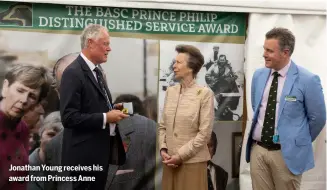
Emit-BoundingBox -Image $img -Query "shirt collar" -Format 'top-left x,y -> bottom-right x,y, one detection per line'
80,52 -> 97,71
272,59 -> 291,78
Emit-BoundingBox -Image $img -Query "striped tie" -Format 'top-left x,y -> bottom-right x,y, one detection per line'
94,67 -> 112,110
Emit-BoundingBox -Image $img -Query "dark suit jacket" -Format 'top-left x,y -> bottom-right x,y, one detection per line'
28,148 -> 43,190
208,161 -> 228,190
60,55 -> 126,169
105,114 -> 157,190
44,130 -> 72,190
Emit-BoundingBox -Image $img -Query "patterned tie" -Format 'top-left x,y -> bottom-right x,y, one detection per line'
207,168 -> 214,190
94,67 -> 112,110
261,71 -> 279,144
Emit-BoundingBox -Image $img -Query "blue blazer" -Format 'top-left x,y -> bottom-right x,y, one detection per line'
246,61 -> 326,175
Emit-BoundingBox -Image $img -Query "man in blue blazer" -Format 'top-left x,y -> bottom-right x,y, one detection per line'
246,27 -> 326,190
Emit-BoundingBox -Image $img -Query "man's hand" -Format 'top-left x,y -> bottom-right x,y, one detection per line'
106,110 -> 129,123
113,103 -> 123,110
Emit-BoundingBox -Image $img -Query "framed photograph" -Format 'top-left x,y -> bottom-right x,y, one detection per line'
232,132 -> 243,178
158,41 -> 244,122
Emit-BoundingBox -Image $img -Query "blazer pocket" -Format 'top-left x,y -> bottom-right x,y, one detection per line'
112,171 -> 139,183
283,97 -> 304,117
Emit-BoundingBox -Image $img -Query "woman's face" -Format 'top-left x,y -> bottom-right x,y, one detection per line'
173,53 -> 193,80
1,80 -> 40,119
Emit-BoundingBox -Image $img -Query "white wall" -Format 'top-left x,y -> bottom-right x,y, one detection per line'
212,122 -> 242,189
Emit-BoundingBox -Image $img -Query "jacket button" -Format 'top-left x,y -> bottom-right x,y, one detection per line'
174,133 -> 178,137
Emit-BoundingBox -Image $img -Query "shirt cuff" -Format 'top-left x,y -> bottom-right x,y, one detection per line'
102,113 -> 106,129
103,113 -> 116,136
109,124 -> 116,136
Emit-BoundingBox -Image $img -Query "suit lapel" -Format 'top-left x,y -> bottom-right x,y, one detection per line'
78,56 -> 107,101
105,164 -> 119,190
119,117 -> 135,153
277,62 -> 298,125
87,70 -> 105,98
98,65 -> 113,103
103,83 -> 113,104
255,69 -> 271,116
106,117 -> 135,189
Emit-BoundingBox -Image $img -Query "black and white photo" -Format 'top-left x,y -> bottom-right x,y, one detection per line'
159,41 -> 244,121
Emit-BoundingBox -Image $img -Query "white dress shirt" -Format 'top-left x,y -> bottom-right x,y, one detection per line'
208,164 -> 217,190
80,53 -> 116,136
252,60 -> 291,141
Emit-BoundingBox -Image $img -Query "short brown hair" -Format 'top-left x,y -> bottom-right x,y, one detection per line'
175,44 -> 204,77
266,27 -> 295,56
5,63 -> 55,102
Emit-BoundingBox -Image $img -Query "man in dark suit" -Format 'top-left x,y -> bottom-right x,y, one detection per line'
105,94 -> 157,190
105,114 -> 157,190
44,52 -> 79,190
60,24 -> 128,190
207,131 -> 228,190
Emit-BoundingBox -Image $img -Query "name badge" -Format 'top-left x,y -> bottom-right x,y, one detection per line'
122,102 -> 134,115
273,135 -> 279,143
285,96 -> 296,102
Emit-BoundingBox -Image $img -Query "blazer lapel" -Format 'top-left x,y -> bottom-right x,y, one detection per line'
105,118 -> 135,189
78,56 -> 107,100
98,65 -> 113,103
118,117 -> 135,153
105,164 -> 119,190
277,62 -> 298,125
255,69 -> 271,116
103,84 -> 113,104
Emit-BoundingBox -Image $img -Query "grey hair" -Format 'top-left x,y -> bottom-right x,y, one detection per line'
39,111 -> 63,136
80,24 -> 108,49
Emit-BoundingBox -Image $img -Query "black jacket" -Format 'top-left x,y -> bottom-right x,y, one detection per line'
60,55 -> 126,169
